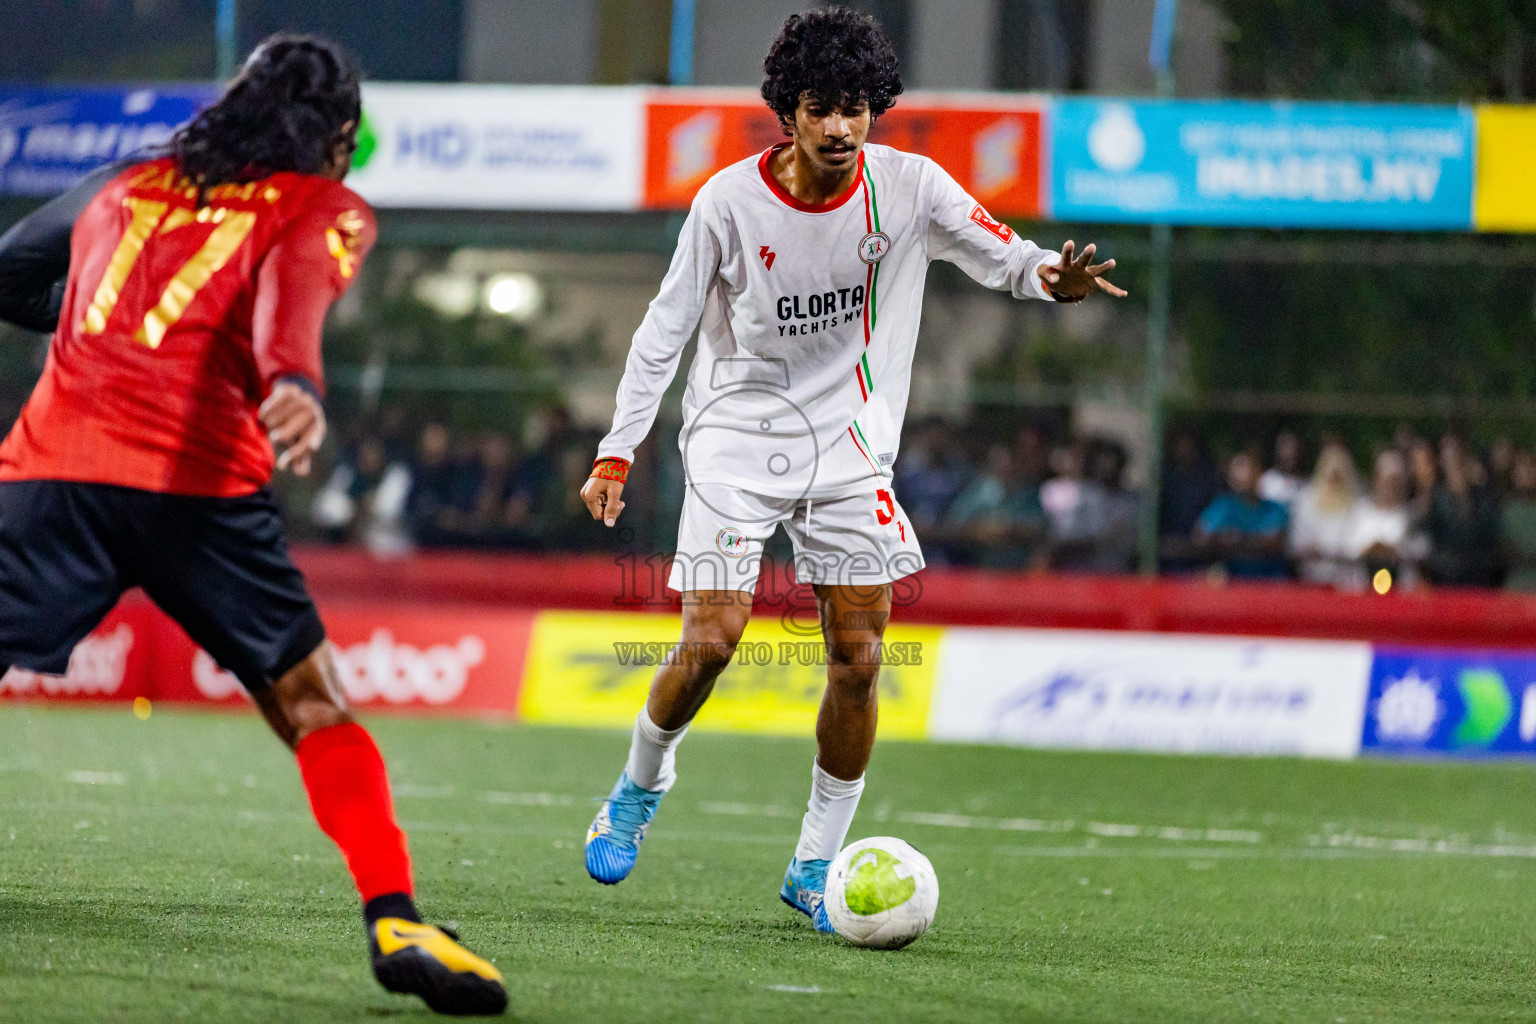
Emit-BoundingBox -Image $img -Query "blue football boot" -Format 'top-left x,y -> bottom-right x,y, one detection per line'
780,856 -> 835,933
585,771 -> 665,884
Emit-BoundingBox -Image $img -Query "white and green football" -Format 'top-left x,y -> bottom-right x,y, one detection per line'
824,837 -> 938,949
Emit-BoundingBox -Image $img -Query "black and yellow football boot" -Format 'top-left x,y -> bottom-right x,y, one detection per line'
370,918 -> 508,1016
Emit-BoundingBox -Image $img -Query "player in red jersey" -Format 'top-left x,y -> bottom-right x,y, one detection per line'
0,36 -> 506,1016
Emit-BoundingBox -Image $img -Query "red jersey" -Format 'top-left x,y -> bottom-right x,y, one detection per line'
0,157 -> 376,496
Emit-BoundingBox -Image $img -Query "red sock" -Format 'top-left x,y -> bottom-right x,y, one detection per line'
295,722 -> 413,903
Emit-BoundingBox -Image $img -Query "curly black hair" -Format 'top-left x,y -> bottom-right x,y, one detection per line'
761,6 -> 903,134
171,33 -> 360,190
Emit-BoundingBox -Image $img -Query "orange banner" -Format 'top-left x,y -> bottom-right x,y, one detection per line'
643,90 -> 1044,217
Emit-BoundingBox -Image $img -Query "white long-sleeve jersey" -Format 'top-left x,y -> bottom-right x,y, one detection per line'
597,142 -> 1063,499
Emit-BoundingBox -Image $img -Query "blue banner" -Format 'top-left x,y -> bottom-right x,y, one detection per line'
1049,98 -> 1475,230
1362,648 -> 1536,756
0,86 -> 214,198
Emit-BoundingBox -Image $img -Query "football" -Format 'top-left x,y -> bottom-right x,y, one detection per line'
823,837 -> 939,949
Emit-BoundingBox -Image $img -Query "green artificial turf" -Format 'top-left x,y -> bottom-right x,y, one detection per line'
3,704 -> 1536,1022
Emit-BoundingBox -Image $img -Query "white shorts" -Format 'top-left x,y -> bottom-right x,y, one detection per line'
667,482 -> 925,594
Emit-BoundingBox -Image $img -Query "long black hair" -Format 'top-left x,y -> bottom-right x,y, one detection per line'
171,33 -> 360,188
761,6 -> 903,133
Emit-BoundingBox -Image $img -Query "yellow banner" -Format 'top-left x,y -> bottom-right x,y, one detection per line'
1474,105 -> 1536,233
519,611 -> 942,739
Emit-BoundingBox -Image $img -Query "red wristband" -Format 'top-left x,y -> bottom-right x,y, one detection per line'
591,457 -> 630,483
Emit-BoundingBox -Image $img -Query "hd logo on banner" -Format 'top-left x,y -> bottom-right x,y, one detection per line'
1049,98 -> 1475,230
346,84 -> 646,211
1363,648 -> 1536,756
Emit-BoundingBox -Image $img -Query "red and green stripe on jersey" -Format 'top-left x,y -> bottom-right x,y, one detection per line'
848,167 -> 883,476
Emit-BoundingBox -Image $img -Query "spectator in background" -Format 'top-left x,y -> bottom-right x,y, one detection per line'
1194,449 -> 1290,579
1041,442 -> 1108,571
894,418 -> 966,533
1500,449 -> 1536,591
1086,439 -> 1139,573
944,444 -> 1047,569
1158,426 -> 1222,572
1259,430 -> 1307,509
1487,436 -> 1517,497
464,433 -> 520,546
1013,424 -> 1050,489
402,422 -> 464,547
1347,449 -> 1422,591
1423,435 -> 1501,588
1289,440 -> 1361,586
1407,437 -> 1438,521
311,434 -> 412,555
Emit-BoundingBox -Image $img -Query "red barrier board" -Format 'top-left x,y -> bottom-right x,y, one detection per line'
0,603 -> 155,702
1,597 -> 534,716
292,549 -> 1536,652
643,90 -> 1044,217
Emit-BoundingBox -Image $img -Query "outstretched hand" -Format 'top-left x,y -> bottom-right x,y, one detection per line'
1038,240 -> 1127,300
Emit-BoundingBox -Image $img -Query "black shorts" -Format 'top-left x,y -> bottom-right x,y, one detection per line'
0,480 -> 325,692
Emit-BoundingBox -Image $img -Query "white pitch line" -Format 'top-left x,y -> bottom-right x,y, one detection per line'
65,771 -> 124,785
701,801 -> 1263,845
482,791 -> 576,807
1307,833 -> 1536,858
698,801 -> 800,819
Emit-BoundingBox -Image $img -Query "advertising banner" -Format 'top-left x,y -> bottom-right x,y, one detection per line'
1049,98 -> 1475,230
347,84 -> 646,210
643,89 -> 1044,217
519,610 -> 941,738
0,604 -> 154,701
1362,647 -> 1536,756
0,85 -> 213,197
0,600 -> 533,716
1472,105 -> 1536,233
930,628 -> 1373,758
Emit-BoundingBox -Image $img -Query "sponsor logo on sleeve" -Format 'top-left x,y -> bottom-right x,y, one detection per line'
968,204 -> 1015,243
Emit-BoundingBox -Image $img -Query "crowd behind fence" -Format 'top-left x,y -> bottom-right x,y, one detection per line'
289,407 -> 1536,594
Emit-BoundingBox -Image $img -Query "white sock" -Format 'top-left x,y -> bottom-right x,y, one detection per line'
625,710 -> 689,792
794,760 -> 866,863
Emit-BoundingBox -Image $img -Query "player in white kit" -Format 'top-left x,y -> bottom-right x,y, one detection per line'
580,6 -> 1124,929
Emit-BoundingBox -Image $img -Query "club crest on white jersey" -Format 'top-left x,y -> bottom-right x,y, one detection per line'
716,527 -> 749,557
858,231 -> 891,264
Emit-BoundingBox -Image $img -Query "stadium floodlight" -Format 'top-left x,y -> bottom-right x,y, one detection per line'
412,272 -> 478,318
483,272 -> 542,321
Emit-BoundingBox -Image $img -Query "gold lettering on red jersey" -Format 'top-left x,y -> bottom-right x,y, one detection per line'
126,165 -> 176,192
138,208 -> 257,349
83,197 -> 168,335
157,207 -> 196,235
325,210 -> 366,279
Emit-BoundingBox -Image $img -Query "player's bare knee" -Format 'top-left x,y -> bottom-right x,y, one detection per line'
678,595 -> 750,677
827,643 -> 881,702
678,626 -> 741,676
263,644 -> 354,750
